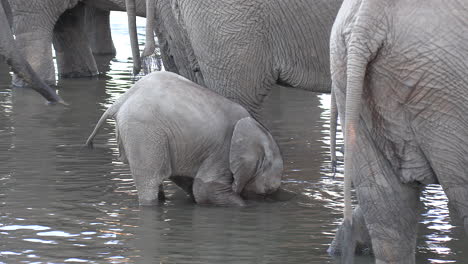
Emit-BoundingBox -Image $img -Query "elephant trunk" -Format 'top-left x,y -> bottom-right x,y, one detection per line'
125,0 -> 142,75
1,0 -> 12,26
0,2 -> 63,104
141,0 -> 156,58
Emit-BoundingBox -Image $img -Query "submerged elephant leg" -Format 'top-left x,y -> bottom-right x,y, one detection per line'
193,178 -> 245,207
10,0 -> 79,86
328,205 -> 373,256
119,124 -> 171,206
352,128 -> 422,264
84,6 -> 115,57
13,30 -> 55,86
84,6 -> 115,73
53,3 -> 98,78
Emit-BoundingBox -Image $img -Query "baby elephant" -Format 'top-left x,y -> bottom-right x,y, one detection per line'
86,71 -> 283,206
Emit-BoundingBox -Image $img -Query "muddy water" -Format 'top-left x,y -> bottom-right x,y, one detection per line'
0,12 -> 466,264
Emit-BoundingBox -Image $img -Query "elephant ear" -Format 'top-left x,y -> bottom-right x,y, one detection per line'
229,117 -> 267,194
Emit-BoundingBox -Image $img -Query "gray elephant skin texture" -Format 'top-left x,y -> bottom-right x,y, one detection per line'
0,0 -> 62,103
10,0 -> 343,118
330,0 -> 468,263
7,0 -> 143,85
149,0 -> 342,117
86,71 -> 284,207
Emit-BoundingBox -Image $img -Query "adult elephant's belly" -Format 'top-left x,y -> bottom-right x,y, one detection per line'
83,0 -> 146,16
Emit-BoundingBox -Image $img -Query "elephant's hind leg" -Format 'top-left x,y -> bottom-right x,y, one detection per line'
121,126 -> 171,206
328,205 -> 373,256
354,129 -> 422,264
53,3 -> 98,78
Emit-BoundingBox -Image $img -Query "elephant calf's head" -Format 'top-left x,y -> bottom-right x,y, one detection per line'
229,117 -> 283,199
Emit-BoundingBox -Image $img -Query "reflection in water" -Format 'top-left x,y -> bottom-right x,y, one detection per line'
0,12 -> 466,264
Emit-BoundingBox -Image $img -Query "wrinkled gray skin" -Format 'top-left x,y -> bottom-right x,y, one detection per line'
11,0 -> 342,118
116,0 -> 343,117
329,0 -> 468,263
0,0 -> 62,103
86,71 -> 284,206
7,0 -> 145,85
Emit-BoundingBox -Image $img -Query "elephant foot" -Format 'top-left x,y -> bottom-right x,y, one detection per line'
328,206 -> 373,257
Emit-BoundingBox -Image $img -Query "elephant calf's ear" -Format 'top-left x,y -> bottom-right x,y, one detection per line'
230,117 -> 266,194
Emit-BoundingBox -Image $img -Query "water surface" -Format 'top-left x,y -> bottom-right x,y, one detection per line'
0,12 -> 466,264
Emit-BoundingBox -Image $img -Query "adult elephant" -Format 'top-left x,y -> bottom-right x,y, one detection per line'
7,0 -> 145,86
0,0 -> 62,103
127,0 -> 342,117
329,0 -> 468,263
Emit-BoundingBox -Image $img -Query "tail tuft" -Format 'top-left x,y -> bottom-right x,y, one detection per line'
86,140 -> 94,149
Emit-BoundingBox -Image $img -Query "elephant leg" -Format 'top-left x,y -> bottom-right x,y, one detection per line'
445,186 -> 468,236
193,178 -> 246,207
154,0 -> 204,85
53,3 -> 98,78
328,205 -> 373,256
84,6 -> 115,57
13,30 -> 55,86
353,128 -> 422,264
84,6 -> 115,73
121,126 -> 171,206
10,0 -> 82,86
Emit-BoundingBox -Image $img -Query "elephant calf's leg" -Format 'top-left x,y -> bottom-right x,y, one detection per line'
193,178 -> 245,207
130,167 -> 166,205
122,127 -> 171,206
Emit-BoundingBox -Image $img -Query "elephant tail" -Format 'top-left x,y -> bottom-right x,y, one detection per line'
85,107 -> 115,149
85,81 -> 144,148
330,88 -> 338,176
340,1 -> 388,263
